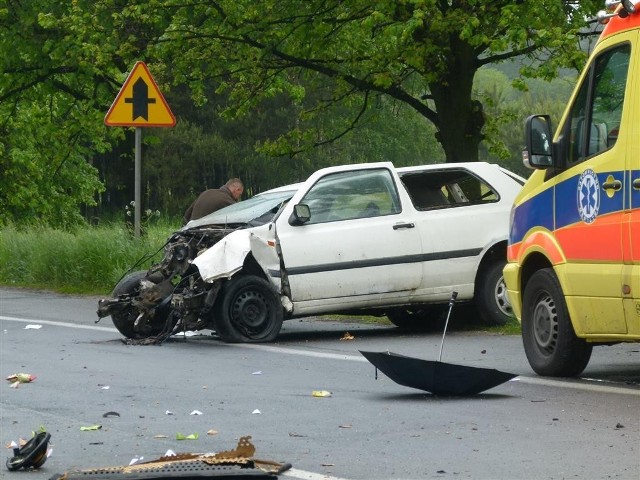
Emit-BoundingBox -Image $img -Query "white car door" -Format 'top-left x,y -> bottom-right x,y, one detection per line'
274,165 -> 423,308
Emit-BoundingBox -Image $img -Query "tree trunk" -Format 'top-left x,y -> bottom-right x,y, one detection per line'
429,39 -> 484,163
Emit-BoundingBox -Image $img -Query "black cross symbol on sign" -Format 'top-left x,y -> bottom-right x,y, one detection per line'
124,78 -> 156,121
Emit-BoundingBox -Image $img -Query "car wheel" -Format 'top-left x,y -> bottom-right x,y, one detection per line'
522,268 -> 592,377
477,260 -> 513,326
214,275 -> 283,343
386,305 -> 447,330
111,271 -> 171,339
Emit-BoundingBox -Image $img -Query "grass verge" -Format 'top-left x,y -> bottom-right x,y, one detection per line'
0,222 -> 177,295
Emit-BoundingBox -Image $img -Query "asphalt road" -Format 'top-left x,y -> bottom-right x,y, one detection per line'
1,288 -> 639,480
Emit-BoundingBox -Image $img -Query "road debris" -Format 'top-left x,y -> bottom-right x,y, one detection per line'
312,390 -> 332,397
5,430 -> 51,471
340,332 -> 354,341
49,436 -> 291,479
80,425 -> 102,431
6,373 -> 36,388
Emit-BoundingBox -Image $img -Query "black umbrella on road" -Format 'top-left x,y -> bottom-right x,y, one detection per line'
360,292 -> 517,396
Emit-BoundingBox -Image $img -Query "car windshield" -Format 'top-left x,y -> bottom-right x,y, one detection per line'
184,188 -> 297,229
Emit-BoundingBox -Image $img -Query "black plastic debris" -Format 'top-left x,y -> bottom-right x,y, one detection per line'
6,430 -> 51,471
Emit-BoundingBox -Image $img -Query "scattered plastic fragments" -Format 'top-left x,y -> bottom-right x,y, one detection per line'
176,433 -> 199,440
23,324 -> 42,330
190,410 -> 203,416
312,390 -> 332,397
80,425 -> 102,431
6,373 -> 36,388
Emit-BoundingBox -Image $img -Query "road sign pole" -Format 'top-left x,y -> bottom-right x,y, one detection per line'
134,127 -> 142,238
104,62 -> 176,238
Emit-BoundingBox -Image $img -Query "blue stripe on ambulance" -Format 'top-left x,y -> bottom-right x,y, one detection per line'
509,170 -> 638,245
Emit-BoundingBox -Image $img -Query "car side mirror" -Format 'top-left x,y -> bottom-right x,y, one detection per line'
523,115 -> 554,170
289,203 -> 311,225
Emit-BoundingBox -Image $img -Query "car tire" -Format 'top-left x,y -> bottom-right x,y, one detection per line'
111,271 -> 171,339
477,260 -> 513,326
214,275 -> 283,343
522,268 -> 592,377
386,305 -> 447,330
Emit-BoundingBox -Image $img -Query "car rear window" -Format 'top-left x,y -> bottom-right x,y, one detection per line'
400,168 -> 499,210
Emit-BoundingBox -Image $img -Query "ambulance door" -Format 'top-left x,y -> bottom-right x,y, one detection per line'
552,34 -> 634,335
623,77 -> 640,335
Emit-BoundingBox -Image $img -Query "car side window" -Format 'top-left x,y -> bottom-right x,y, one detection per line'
400,168 -> 498,210
301,168 -> 401,224
564,43 -> 630,165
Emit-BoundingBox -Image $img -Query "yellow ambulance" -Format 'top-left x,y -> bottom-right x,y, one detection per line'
504,0 -> 640,377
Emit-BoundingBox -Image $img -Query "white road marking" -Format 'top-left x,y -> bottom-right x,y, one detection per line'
0,315 -> 117,332
283,468 -> 350,480
1,315 -> 639,397
236,343 -> 369,362
510,376 -> 640,396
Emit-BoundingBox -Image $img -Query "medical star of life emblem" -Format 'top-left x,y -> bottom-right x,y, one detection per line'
577,169 -> 600,224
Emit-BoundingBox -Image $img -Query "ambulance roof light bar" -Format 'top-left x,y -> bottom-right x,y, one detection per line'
598,0 -> 637,24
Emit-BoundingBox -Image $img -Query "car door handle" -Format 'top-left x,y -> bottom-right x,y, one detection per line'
633,178 -> 640,190
393,222 -> 415,230
602,179 -> 622,191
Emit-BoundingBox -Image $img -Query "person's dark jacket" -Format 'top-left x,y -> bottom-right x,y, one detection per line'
182,186 -> 236,224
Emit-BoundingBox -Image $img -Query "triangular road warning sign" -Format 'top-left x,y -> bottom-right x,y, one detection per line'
105,61 -> 176,127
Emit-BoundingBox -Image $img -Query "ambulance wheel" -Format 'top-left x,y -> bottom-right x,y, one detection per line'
522,268 -> 592,377
214,275 -> 283,343
477,260 -> 513,326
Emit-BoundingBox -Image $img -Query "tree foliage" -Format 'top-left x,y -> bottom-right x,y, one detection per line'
155,0 -> 600,161
0,0 -> 602,225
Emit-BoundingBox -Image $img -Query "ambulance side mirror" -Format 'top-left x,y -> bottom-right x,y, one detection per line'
523,115 -> 554,170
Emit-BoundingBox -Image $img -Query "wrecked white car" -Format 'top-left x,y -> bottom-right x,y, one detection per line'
97,162 -> 524,343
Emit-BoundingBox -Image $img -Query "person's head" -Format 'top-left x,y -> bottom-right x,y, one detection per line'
225,178 -> 244,201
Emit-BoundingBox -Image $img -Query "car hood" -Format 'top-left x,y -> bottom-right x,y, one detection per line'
183,188 -> 297,230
